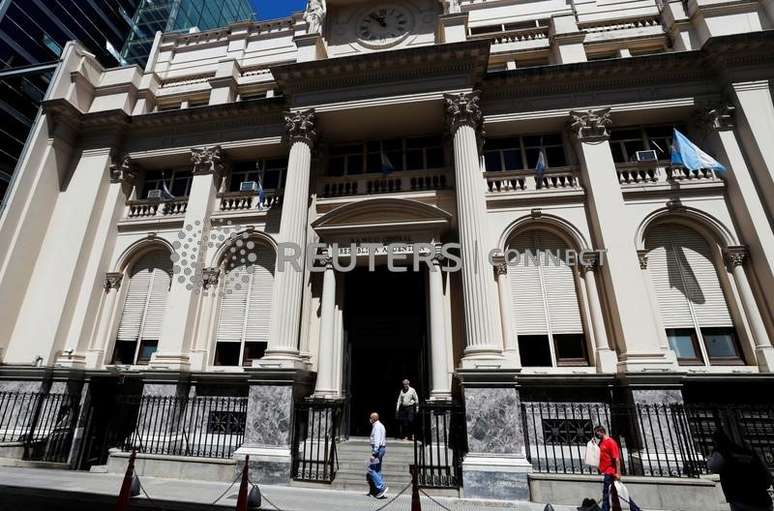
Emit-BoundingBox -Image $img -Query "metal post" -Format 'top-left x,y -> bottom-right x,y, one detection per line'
410,464 -> 422,511
115,449 -> 139,511
236,454 -> 250,511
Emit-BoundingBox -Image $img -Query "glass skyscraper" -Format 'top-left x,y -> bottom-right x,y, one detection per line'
121,0 -> 255,66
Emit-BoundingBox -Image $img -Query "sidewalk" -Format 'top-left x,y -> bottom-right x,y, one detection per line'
0,466 -> 579,511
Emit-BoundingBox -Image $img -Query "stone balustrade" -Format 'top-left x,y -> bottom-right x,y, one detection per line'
580,16 -> 661,33
218,190 -> 282,211
318,169 -> 450,198
615,162 -> 721,186
126,198 -> 189,218
486,167 -> 582,194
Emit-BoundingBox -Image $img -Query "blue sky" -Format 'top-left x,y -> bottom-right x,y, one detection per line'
251,0 -> 308,20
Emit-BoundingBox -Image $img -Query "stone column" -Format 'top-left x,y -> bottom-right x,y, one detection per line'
156,146 -> 223,370
569,109 -> 675,371
577,253 -> 618,373
492,256 -> 520,367
189,267 -> 221,370
313,256 -> 337,397
261,110 -> 317,370
697,102 -> 774,323
86,272 -> 124,367
444,92 -> 504,368
429,254 -> 452,399
725,247 -> 774,371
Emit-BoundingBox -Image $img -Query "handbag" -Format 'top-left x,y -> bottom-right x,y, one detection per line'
584,439 -> 600,467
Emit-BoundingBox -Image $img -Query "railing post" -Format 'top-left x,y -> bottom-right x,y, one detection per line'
410,464 -> 422,511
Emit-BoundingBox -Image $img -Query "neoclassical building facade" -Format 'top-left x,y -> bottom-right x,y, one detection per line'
0,0 -> 773,503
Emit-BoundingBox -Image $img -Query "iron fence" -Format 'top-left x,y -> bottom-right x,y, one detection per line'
413,400 -> 466,489
291,399 -> 345,483
0,391 -> 80,463
521,402 -> 706,478
109,394 -> 247,459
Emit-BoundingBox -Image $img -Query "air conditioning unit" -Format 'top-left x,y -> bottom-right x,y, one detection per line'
240,181 -> 259,192
147,189 -> 163,200
635,150 -> 658,162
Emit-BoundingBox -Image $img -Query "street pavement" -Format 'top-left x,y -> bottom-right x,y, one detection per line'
0,466 -> 582,511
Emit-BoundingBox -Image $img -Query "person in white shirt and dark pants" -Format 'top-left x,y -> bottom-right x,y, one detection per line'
368,412 -> 388,498
396,379 -> 419,440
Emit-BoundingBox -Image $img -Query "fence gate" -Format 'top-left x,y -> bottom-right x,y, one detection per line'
413,400 -> 467,489
291,399 -> 345,483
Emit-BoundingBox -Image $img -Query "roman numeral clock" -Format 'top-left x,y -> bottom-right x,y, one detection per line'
356,4 -> 414,49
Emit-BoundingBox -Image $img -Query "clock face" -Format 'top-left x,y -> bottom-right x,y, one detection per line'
357,5 -> 412,48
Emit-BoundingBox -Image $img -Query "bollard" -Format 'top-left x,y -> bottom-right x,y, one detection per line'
410,464 -> 422,511
236,454 -> 250,511
115,449 -> 140,511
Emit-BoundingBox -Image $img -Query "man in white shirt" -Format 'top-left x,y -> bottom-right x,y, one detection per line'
368,412 -> 388,498
395,379 -> 419,440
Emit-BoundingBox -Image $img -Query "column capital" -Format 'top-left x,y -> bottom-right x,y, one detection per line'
191,145 -> 225,176
576,252 -> 600,273
109,154 -> 137,186
104,272 -> 123,291
284,109 -> 319,147
443,90 -> 484,136
491,254 -> 508,275
724,245 -> 748,267
694,101 -> 736,133
568,108 -> 613,141
201,267 -> 221,289
637,249 -> 649,270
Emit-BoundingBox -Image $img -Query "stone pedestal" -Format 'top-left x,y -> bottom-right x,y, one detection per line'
459,370 -> 532,501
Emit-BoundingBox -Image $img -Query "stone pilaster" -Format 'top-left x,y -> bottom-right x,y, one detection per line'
492,255 -> 520,368
724,247 -> 774,371
261,110 -> 318,370
569,109 -> 676,372
577,254 -> 618,373
313,255 -> 337,397
429,254 -> 452,399
444,91 -> 504,368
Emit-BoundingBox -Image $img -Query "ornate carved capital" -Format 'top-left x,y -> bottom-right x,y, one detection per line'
724,246 -> 748,268
104,272 -> 123,291
568,108 -> 613,141
201,267 -> 221,289
109,154 -> 137,186
637,250 -> 649,270
284,109 -> 318,147
577,252 -> 600,273
191,146 -> 224,176
695,101 -> 735,134
443,91 -> 484,136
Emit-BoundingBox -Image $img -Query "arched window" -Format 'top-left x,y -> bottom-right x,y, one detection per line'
214,239 -> 276,367
645,224 -> 743,365
508,230 -> 588,367
112,250 -> 172,365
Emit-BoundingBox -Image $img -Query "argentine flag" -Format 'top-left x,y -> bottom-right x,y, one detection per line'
161,172 -> 176,200
670,129 -> 727,175
381,152 -> 395,175
257,175 -> 266,205
535,150 -> 546,178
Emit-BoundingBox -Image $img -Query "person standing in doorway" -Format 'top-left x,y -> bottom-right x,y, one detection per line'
595,425 -> 623,511
395,379 -> 418,440
708,429 -> 773,511
369,412 -> 388,499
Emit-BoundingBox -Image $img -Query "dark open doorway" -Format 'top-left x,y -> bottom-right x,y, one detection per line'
344,267 -> 428,437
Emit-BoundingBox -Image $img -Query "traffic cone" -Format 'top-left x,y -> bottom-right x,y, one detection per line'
410,464 -> 422,511
115,449 -> 140,511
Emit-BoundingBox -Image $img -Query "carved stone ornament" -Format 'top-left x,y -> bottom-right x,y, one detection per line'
284,109 -> 319,146
637,250 -> 649,270
578,252 -> 600,273
444,91 -> 484,135
304,0 -> 326,35
109,154 -> 136,185
724,246 -> 748,268
568,108 -> 613,141
191,146 -> 224,176
443,0 -> 461,14
201,267 -> 221,289
695,102 -> 736,133
104,272 -> 124,291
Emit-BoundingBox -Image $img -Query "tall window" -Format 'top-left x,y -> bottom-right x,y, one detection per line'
645,224 -> 743,365
328,136 -> 444,176
508,231 -> 588,367
609,125 -> 676,162
141,169 -> 193,199
113,250 -> 172,365
214,240 -> 276,367
483,134 -> 567,172
229,158 -> 288,192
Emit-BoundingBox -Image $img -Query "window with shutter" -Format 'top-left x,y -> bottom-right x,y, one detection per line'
508,231 -> 587,367
645,224 -> 742,365
214,241 -> 276,366
113,250 -> 172,365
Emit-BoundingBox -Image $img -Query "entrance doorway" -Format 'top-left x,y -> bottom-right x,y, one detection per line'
345,267 -> 428,437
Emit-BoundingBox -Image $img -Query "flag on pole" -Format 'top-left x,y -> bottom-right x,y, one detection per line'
381,151 -> 395,175
257,175 -> 266,205
670,129 -> 727,175
535,150 -> 546,177
161,172 -> 176,200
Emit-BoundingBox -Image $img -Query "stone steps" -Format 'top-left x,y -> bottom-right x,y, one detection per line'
331,437 -> 414,491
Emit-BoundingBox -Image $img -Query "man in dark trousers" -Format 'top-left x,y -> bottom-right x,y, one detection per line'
595,425 -> 623,511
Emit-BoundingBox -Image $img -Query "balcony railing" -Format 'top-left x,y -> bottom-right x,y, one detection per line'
616,161 -> 721,186
217,190 -> 282,212
126,198 -> 189,218
486,167 -> 582,194
318,169 -> 450,198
